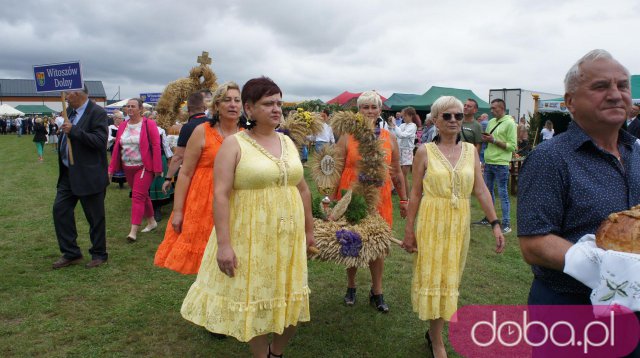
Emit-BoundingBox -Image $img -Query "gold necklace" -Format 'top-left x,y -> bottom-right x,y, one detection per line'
218,123 -> 238,138
440,143 -> 458,159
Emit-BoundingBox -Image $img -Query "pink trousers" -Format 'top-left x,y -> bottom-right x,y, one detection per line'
123,165 -> 155,225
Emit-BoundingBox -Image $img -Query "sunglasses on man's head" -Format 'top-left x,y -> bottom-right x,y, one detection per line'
442,112 -> 464,121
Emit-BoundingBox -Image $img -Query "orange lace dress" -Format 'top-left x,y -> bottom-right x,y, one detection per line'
154,124 -> 223,274
336,129 -> 394,226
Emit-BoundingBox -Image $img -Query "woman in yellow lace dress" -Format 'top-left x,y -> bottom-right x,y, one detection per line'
402,96 -> 505,358
181,77 -> 315,358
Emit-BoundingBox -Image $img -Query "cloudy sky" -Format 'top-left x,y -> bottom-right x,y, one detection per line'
1,0 -> 637,102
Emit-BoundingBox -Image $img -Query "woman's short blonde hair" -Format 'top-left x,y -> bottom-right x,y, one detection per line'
357,90 -> 382,108
211,81 -> 241,113
35,117 -> 43,124
430,96 -> 463,120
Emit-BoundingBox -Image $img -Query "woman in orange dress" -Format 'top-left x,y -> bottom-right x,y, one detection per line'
154,82 -> 242,274
335,90 -> 408,312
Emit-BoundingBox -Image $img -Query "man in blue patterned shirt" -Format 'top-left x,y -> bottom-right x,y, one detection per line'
518,49 -> 640,306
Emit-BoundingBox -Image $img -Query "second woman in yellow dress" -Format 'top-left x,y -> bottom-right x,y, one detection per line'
402,96 -> 505,358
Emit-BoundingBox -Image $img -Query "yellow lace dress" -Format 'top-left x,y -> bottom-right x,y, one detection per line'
412,142 -> 475,321
180,131 -> 310,342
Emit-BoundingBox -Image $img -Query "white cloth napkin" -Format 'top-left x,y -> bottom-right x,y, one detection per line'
564,234 -> 640,313
563,235 -> 604,289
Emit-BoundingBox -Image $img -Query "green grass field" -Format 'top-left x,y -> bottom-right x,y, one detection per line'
0,135 -> 532,357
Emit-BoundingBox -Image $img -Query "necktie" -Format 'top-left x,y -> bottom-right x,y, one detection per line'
60,110 -> 77,167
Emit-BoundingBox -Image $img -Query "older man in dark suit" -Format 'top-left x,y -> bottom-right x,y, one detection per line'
52,86 -> 109,269
627,103 -> 640,139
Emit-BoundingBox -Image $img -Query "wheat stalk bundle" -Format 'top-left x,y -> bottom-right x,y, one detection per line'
309,111 -> 397,266
156,65 -> 218,129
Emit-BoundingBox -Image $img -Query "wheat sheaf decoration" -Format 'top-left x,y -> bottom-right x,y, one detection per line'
277,108 -> 324,149
309,111 -> 394,268
308,143 -> 344,198
156,63 -> 218,130
330,111 -> 387,210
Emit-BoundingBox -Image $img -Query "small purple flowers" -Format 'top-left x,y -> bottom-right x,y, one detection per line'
336,229 -> 362,257
276,128 -> 291,136
358,173 -> 383,187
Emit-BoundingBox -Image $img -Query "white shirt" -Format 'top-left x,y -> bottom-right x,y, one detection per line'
55,116 -> 64,128
392,122 -> 417,149
541,128 -> 554,140
108,124 -> 119,148
315,122 -> 335,143
72,99 -> 89,125
166,135 -> 179,150
377,118 -> 389,130
157,127 -> 173,158
120,122 -> 143,166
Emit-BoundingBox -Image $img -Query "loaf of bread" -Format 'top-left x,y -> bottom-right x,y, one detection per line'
595,205 -> 640,254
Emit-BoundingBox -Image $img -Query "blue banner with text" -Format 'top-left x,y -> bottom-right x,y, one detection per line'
140,93 -> 162,104
33,61 -> 83,92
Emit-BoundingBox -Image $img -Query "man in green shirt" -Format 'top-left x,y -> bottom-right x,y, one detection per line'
474,98 -> 517,233
461,98 -> 483,154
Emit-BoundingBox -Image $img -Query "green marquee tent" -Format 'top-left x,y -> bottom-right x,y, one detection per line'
632,75 -> 640,103
383,93 -> 420,111
14,105 -> 56,115
387,86 -> 490,113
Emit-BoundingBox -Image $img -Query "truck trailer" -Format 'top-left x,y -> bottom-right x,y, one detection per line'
488,88 -> 561,120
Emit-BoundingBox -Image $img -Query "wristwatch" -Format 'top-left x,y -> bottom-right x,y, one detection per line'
490,220 -> 501,228
164,177 -> 172,182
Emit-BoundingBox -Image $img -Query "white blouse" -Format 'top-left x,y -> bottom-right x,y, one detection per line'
120,122 -> 143,166
392,122 -> 417,149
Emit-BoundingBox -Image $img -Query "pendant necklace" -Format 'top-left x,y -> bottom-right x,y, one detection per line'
218,123 -> 237,138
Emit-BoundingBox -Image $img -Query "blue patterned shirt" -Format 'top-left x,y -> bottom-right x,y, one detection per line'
517,121 -> 640,294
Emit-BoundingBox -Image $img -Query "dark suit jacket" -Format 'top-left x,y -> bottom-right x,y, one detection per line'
628,116 -> 640,140
58,100 -> 109,196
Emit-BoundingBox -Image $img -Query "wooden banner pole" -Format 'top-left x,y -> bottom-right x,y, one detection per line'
60,92 -> 74,165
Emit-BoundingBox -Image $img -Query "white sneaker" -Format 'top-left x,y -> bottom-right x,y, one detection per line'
502,226 -> 512,234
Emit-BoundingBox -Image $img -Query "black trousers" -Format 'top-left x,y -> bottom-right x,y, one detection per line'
53,167 -> 107,260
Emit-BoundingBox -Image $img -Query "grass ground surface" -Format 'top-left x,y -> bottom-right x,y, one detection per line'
0,135 -> 532,357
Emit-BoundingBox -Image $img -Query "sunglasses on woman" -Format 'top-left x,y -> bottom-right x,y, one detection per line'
442,112 -> 464,121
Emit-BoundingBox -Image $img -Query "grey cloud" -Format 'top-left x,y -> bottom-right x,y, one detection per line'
0,0 -> 637,103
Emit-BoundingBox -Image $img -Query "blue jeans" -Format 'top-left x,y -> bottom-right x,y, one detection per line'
315,141 -> 328,153
528,278 -> 591,305
483,163 -> 510,226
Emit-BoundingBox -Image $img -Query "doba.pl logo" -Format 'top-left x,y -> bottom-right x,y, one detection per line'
449,305 -> 639,357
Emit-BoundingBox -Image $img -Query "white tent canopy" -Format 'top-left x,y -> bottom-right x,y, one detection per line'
105,98 -> 153,110
0,104 -> 25,116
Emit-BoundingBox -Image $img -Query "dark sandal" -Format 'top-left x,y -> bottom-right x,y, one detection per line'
369,289 -> 389,313
344,287 -> 356,306
268,344 -> 283,358
425,330 -> 434,356
127,236 -> 136,243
